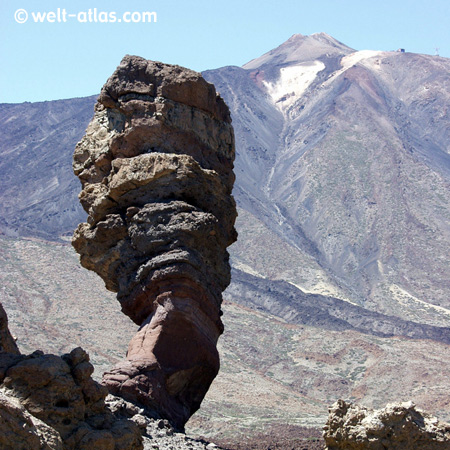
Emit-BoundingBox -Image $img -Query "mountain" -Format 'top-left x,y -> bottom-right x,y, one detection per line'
1,33 -> 450,439
0,96 -> 95,239
203,32 -> 450,327
243,32 -> 354,68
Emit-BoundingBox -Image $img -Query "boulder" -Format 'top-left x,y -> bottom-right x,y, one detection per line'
323,399 -> 450,449
0,302 -> 19,354
0,345 -> 142,450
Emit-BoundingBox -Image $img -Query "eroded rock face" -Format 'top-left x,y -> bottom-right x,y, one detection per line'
0,302 -> 223,449
323,399 -> 450,449
0,345 -> 142,450
0,302 -> 19,355
72,55 -> 237,429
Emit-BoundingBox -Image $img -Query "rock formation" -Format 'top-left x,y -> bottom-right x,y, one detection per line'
72,55 -> 237,429
0,303 -> 143,450
0,302 -> 19,355
0,304 -> 226,450
323,399 -> 450,449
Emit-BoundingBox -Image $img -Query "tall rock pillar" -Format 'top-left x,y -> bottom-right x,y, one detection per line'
72,55 -> 237,429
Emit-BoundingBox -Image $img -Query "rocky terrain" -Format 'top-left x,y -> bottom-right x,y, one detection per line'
1,32 -> 450,448
0,301 -> 142,449
2,235 -> 450,446
1,302 -> 230,449
204,33 -> 450,327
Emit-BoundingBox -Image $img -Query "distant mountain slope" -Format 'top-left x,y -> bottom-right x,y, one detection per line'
203,33 -> 450,326
0,96 -> 94,239
227,269 -> 450,344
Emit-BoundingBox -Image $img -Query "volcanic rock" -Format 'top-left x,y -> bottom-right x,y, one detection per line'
106,395 -> 227,450
323,399 -> 450,449
0,389 -> 63,450
72,55 -> 237,429
0,343 -> 142,449
0,302 -> 224,449
0,302 -> 19,355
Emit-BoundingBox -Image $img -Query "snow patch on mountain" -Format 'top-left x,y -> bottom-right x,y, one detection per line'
263,61 -> 325,112
321,50 -> 387,89
341,50 -> 386,69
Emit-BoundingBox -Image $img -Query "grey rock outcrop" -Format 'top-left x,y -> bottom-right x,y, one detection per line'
72,55 -> 237,429
0,389 -> 63,450
323,399 -> 450,449
106,395 -> 225,450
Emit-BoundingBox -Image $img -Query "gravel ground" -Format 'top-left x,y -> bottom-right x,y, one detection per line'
203,424 -> 325,450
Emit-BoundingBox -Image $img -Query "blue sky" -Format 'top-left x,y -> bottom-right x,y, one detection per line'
1,0 -> 449,103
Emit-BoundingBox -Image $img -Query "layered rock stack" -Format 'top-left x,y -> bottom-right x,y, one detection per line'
72,55 -> 237,429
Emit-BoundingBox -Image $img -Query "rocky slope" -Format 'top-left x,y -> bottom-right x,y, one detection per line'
203,33 -> 450,327
0,96 -> 95,240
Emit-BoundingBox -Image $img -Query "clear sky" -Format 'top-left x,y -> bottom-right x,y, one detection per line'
1,0 -> 449,103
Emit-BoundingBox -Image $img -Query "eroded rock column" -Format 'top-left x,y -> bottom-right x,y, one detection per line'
72,55 -> 237,429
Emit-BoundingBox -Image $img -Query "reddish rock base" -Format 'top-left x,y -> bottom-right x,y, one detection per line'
103,281 -> 222,430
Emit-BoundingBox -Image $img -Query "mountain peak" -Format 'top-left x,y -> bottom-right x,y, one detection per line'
288,32 -> 339,44
243,32 -> 354,70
